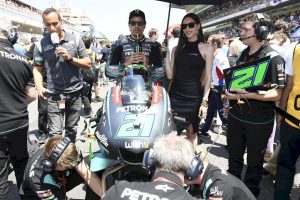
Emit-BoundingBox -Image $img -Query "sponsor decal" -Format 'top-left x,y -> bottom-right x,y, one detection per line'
116,105 -> 148,113
121,188 -> 169,200
155,184 -> 175,192
125,140 -> 149,149
151,86 -> 161,104
95,132 -> 109,147
115,114 -> 155,138
113,86 -> 122,105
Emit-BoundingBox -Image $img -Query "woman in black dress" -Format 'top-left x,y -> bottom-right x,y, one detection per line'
167,13 -> 213,145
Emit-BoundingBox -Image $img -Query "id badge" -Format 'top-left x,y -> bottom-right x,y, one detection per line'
58,99 -> 66,110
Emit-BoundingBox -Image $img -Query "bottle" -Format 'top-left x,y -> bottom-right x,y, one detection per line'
134,34 -> 143,64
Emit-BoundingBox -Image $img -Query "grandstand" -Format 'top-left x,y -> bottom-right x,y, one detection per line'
186,0 -> 300,38
0,0 -> 107,43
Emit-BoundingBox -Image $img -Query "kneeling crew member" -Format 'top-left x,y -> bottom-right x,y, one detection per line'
20,135 -> 102,199
102,134 -> 201,200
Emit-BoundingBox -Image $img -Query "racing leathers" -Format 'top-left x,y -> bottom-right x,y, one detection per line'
105,35 -> 165,83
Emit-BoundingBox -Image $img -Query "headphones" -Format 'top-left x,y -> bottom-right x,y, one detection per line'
254,13 -> 269,41
143,149 -> 204,181
41,137 -> 71,172
8,31 -> 18,45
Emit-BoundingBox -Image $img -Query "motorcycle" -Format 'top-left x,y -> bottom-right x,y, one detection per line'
83,64 -> 176,194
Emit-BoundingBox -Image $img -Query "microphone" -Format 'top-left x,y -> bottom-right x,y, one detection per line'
50,32 -> 64,62
239,35 -> 256,41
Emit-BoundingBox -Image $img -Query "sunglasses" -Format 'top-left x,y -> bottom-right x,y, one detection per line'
181,22 -> 196,30
129,21 -> 145,27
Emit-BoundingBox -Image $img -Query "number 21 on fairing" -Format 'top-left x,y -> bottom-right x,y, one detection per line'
115,114 -> 155,138
229,60 -> 269,90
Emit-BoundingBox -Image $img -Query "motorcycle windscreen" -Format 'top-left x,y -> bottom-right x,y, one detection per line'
121,75 -> 150,105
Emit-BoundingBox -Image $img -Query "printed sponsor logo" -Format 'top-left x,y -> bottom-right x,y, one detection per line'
125,140 -> 149,149
155,184 -> 175,192
121,188 -> 169,200
0,50 -> 28,63
37,189 -> 53,198
116,105 -> 148,113
209,186 -> 224,197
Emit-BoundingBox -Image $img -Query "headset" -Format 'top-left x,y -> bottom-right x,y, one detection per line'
142,149 -> 204,181
41,136 -> 71,172
254,13 -> 269,41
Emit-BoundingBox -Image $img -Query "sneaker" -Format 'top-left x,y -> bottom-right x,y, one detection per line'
213,125 -> 223,134
38,133 -> 47,144
198,131 -> 211,139
92,96 -> 103,103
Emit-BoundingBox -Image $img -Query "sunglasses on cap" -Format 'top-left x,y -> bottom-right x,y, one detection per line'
129,21 -> 145,27
181,22 -> 196,30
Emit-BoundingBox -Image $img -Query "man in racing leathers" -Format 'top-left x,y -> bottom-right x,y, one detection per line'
105,9 -> 165,83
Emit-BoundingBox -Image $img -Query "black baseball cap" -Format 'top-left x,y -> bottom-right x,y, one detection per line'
129,9 -> 146,22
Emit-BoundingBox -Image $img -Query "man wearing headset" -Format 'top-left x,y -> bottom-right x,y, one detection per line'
20,136 -> 102,199
102,134 -> 255,200
225,13 -> 285,197
102,134 -> 200,200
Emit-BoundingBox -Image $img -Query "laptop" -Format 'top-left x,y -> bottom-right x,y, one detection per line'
223,56 -> 273,93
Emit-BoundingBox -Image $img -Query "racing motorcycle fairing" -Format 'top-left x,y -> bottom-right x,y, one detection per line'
90,76 -> 176,172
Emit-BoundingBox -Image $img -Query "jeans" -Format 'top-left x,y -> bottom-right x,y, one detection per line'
201,89 -> 227,133
0,126 -> 29,200
47,91 -> 81,142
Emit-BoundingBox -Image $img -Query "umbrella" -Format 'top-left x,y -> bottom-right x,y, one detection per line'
155,0 -> 221,43
291,28 -> 300,38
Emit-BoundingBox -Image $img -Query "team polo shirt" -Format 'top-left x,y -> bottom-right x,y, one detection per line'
0,39 -> 32,134
33,32 -> 87,94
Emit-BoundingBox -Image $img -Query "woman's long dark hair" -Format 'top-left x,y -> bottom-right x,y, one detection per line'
169,13 -> 205,93
176,13 -> 205,54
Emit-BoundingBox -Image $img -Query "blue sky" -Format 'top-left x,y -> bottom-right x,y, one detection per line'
21,0 -> 186,41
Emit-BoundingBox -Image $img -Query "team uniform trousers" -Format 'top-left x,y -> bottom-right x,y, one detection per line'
0,126 -> 29,199
227,108 -> 273,197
